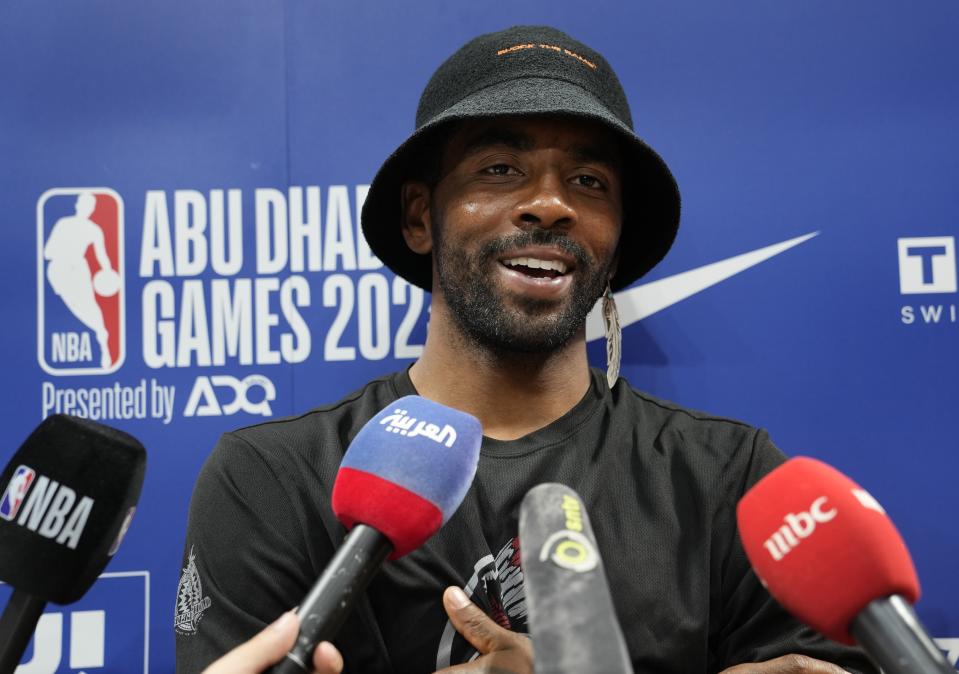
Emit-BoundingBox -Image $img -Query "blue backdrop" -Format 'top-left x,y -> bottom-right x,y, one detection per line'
1,1 -> 957,671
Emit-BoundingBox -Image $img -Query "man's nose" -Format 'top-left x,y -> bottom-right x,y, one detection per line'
514,171 -> 576,229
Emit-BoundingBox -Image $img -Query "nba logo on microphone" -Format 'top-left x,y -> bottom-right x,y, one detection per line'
0,465 -> 36,521
37,188 -> 126,375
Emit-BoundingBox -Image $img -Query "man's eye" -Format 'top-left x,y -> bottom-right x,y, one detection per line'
573,174 -> 604,189
483,164 -> 516,176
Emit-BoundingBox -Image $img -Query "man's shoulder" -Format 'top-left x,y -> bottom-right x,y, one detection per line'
610,373 -> 770,455
609,373 -> 786,493
218,370 -> 407,462
614,376 -> 752,429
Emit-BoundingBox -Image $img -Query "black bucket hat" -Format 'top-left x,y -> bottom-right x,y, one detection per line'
361,25 -> 681,292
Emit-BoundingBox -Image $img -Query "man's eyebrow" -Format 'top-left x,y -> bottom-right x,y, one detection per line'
457,127 -> 621,170
459,128 -> 535,156
568,143 -> 621,171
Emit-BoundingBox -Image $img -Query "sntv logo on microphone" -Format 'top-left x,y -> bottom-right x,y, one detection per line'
539,493 -> 599,573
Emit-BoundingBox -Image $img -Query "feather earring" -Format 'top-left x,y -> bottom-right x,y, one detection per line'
602,283 -> 621,388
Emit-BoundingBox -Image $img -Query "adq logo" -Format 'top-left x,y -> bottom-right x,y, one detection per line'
183,374 -> 276,417
37,188 -> 125,375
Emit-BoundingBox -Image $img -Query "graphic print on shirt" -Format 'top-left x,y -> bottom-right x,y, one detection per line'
174,546 -> 212,635
435,536 -> 528,668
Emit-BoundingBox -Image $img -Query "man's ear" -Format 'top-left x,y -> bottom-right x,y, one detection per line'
401,181 -> 433,254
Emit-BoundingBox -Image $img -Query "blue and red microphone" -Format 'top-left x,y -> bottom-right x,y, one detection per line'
272,396 -> 482,674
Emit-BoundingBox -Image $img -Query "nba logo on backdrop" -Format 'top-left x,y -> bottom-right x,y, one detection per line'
37,188 -> 125,375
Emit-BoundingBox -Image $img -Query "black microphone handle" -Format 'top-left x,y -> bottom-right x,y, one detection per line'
269,524 -> 392,674
850,594 -> 953,674
0,590 -> 47,674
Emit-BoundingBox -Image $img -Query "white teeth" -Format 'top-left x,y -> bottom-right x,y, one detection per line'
503,257 -> 568,274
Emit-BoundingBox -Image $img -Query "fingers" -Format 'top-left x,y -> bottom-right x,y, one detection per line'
718,654 -> 850,673
202,611 -> 298,674
442,586 -> 509,655
313,641 -> 345,674
201,611 -> 344,674
436,587 -> 534,674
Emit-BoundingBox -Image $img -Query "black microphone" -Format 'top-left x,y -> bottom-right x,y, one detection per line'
0,415 -> 146,674
518,483 -> 633,674
270,397 -> 482,673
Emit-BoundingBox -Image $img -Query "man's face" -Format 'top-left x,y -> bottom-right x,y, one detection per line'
422,115 -> 623,354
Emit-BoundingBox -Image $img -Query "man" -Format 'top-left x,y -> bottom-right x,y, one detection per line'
178,26 -> 877,673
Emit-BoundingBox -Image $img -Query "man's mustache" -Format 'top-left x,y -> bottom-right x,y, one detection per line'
477,230 -> 592,269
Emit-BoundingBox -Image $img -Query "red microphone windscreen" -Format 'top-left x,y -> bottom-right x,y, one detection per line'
736,457 -> 919,644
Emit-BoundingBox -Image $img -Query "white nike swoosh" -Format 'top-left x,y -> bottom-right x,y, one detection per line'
585,232 -> 819,341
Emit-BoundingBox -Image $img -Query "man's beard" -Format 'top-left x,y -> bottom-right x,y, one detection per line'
433,220 -> 613,355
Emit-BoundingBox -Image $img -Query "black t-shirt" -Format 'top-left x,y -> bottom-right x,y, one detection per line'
175,369 -> 877,673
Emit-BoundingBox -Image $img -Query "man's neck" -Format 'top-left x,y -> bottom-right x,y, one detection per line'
408,305 -> 593,441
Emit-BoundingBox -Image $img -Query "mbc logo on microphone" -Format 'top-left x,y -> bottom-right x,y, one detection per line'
36,188 -> 126,376
762,496 -> 838,561
762,489 -> 888,562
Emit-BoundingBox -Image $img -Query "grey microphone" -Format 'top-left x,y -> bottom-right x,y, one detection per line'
518,483 -> 633,674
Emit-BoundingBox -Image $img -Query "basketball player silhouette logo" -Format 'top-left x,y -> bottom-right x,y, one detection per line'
37,188 -> 125,375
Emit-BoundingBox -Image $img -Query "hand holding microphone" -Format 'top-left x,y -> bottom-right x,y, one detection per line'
203,612 -> 343,674
737,457 -> 952,674
206,588 -> 531,674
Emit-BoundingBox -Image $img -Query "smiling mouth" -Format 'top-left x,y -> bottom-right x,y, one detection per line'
501,256 -> 570,279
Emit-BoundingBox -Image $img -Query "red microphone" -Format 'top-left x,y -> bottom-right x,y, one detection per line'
737,457 -> 951,673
